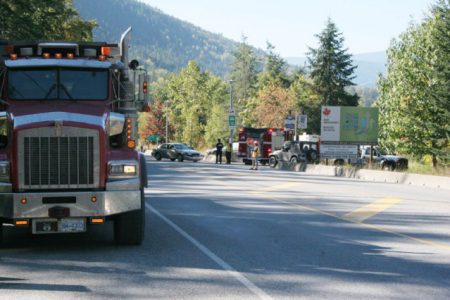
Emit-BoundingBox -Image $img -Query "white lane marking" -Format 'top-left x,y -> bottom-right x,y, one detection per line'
145,203 -> 273,300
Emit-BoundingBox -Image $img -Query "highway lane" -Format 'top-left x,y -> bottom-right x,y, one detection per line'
1,158 -> 449,299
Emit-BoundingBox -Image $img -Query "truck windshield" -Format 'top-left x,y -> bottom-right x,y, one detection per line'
8,68 -> 108,100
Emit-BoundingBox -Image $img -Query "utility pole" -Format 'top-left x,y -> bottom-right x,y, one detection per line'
165,100 -> 169,143
228,80 -> 235,164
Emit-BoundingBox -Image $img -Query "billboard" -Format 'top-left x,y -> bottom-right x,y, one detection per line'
321,106 -> 378,144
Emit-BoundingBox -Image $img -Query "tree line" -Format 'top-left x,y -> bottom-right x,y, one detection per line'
140,18 -> 359,149
2,0 -> 448,167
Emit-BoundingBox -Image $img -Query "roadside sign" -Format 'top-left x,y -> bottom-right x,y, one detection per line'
229,114 -> 236,129
298,114 -> 307,129
284,115 -> 295,130
147,134 -> 160,142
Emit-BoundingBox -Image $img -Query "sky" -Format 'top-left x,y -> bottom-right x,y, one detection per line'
139,0 -> 434,57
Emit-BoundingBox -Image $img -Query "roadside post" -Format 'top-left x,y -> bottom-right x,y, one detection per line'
284,113 -> 295,141
228,80 -> 235,163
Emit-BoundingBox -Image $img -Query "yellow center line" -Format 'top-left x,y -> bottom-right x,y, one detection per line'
211,179 -> 450,252
249,181 -> 302,194
343,197 -> 402,223
268,197 -> 450,252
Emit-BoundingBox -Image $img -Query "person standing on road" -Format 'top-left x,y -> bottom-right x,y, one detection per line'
215,139 -> 224,164
225,142 -> 232,164
250,140 -> 259,170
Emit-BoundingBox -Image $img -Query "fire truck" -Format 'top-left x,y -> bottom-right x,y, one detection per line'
237,127 -> 292,165
0,28 -> 148,245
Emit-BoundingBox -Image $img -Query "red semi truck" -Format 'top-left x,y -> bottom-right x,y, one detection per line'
0,28 -> 148,245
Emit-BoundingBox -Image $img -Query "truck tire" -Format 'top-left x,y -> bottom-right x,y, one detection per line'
154,152 -> 162,161
114,189 -> 145,245
290,156 -> 299,163
269,156 -> 278,168
307,150 -> 318,162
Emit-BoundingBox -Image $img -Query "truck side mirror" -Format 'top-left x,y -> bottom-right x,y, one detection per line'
109,112 -> 125,136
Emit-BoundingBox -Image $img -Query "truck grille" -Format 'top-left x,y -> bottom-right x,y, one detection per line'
18,127 -> 100,190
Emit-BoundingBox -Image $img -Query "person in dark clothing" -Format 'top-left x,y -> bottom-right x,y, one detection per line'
215,139 -> 224,164
225,142 -> 232,164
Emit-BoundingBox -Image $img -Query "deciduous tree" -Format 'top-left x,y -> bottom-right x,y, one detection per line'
376,0 -> 449,167
0,0 -> 96,41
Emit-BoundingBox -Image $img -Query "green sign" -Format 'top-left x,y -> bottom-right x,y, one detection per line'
321,106 -> 379,144
229,115 -> 236,127
147,134 -> 160,142
340,107 -> 378,143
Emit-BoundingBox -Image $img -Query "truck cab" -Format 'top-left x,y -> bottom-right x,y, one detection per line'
0,29 -> 148,245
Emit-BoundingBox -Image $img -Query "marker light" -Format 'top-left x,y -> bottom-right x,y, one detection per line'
90,217 -> 105,224
143,81 -> 148,94
67,53 -> 74,59
101,47 -> 110,56
9,53 -> 17,60
91,196 -> 97,203
21,198 -> 27,204
43,53 -> 50,59
15,220 -> 29,226
55,53 -> 62,59
98,55 -> 106,61
127,140 -> 136,149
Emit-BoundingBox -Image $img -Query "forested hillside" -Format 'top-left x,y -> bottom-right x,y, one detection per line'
74,0 -> 240,77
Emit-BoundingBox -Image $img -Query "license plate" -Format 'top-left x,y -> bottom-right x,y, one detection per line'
33,218 -> 86,234
60,218 -> 86,233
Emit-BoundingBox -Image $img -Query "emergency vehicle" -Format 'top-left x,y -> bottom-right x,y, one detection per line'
0,28 -> 148,245
237,127 -> 292,165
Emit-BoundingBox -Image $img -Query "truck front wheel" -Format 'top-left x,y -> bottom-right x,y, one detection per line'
269,156 -> 278,168
114,189 -> 145,245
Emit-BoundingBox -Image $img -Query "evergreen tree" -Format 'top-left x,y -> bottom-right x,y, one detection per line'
259,42 -> 290,88
376,0 -> 449,167
307,19 -> 358,106
230,35 -> 259,101
0,0 -> 96,41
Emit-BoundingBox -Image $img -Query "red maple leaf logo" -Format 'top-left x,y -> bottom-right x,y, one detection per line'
323,108 -> 331,116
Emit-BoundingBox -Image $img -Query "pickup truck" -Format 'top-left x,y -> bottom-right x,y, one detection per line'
361,146 -> 408,170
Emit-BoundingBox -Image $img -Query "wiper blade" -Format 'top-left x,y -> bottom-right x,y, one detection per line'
44,83 -> 57,99
59,84 -> 73,100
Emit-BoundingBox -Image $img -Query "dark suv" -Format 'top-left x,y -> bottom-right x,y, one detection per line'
269,141 -> 319,168
151,143 -> 203,162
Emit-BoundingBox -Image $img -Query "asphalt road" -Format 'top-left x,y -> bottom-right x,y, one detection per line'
1,158 -> 449,299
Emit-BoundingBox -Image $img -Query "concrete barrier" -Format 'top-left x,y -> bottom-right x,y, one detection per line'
275,162 -> 450,190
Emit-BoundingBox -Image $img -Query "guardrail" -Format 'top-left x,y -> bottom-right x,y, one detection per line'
275,162 -> 450,190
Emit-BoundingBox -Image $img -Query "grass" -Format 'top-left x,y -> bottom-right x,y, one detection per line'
405,160 -> 449,176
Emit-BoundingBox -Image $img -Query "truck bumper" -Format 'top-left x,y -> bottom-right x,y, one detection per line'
0,179 -> 142,219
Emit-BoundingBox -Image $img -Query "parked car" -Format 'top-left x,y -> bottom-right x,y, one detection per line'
361,146 -> 408,171
151,143 -> 203,162
269,141 -> 319,168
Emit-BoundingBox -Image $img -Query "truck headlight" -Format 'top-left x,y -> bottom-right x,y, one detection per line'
0,161 -> 10,182
108,160 -> 138,178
